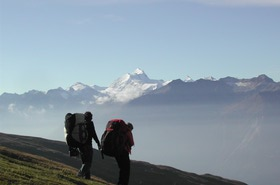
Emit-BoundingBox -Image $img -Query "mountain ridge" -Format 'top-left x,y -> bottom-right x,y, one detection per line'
0,69 -> 279,111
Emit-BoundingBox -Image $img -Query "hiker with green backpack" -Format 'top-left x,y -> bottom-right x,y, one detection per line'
64,111 -> 101,179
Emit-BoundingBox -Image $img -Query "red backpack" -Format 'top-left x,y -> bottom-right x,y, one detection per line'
100,119 -> 129,157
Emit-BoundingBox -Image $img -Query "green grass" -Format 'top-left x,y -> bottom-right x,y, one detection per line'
0,146 -> 109,185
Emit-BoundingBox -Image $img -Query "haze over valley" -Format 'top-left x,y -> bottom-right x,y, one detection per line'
1,69 -> 279,185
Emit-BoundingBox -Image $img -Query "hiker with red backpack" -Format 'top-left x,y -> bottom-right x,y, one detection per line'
101,119 -> 134,185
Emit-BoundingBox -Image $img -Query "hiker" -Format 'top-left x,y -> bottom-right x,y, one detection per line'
77,111 -> 101,179
115,122 -> 134,185
100,119 -> 135,185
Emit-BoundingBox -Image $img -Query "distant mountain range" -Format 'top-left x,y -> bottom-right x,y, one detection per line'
0,68 -> 279,114
129,73 -> 280,106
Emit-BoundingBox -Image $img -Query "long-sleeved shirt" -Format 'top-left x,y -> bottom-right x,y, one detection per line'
85,121 -> 100,147
125,130 -> 134,154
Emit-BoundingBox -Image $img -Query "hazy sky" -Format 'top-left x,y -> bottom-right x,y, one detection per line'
1,0 -> 280,94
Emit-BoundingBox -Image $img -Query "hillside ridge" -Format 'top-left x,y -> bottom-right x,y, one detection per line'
0,132 -> 247,185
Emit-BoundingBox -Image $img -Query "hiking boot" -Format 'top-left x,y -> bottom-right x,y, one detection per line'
85,173 -> 91,179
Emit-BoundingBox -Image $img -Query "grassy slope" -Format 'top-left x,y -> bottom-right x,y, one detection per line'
0,146 -> 109,185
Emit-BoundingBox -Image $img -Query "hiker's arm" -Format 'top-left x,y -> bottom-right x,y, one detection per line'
127,131 -> 134,147
91,122 -> 101,148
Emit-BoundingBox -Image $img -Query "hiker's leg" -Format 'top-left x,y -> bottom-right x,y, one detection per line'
116,152 -> 130,185
122,153 -> 130,185
77,164 -> 85,177
83,146 -> 93,178
77,145 -> 93,178
77,146 -> 85,177
83,153 -> 93,179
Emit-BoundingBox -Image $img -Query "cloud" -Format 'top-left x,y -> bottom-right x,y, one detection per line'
8,104 -> 16,113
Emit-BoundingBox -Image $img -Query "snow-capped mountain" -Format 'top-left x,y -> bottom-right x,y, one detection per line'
96,68 -> 166,104
0,68 -> 169,111
68,82 -> 88,91
68,82 -> 106,92
184,76 -> 194,82
220,74 -> 278,92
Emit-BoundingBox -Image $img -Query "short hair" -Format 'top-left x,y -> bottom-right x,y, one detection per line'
84,111 -> 92,121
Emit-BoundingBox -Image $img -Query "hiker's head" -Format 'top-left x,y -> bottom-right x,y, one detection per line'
84,111 -> 92,121
127,122 -> 133,131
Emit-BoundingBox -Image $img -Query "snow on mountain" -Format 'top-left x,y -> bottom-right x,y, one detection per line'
97,68 -> 166,103
91,85 -> 106,91
68,82 -> 89,91
0,68 -> 168,108
184,76 -> 194,82
24,90 -> 46,95
0,69 -> 279,111
221,74 -> 279,92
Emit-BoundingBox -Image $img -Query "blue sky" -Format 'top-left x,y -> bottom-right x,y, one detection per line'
1,0 -> 280,94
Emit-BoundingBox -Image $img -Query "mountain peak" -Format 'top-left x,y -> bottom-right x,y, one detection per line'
184,76 -> 194,82
101,68 -> 166,103
69,82 -> 88,91
25,90 -> 45,95
133,68 -> 145,75
255,74 -> 274,83
128,68 -> 150,82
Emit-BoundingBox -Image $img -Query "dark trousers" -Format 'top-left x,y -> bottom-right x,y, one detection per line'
115,151 -> 130,185
78,145 -> 93,179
